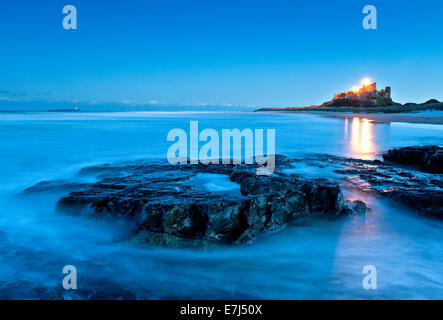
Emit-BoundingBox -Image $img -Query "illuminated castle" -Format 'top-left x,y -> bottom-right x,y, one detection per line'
333,79 -> 391,101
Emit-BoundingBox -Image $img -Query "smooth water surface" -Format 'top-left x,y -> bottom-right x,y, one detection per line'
0,110 -> 442,299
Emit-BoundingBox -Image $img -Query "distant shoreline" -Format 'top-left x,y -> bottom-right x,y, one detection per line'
255,101 -> 443,125
303,112 -> 443,125
255,101 -> 443,114
257,110 -> 443,125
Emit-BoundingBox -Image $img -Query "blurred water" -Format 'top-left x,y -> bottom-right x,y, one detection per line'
0,110 -> 442,299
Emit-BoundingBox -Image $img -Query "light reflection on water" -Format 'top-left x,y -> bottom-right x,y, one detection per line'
347,117 -> 376,160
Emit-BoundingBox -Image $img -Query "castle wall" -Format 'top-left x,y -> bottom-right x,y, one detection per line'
333,83 -> 391,101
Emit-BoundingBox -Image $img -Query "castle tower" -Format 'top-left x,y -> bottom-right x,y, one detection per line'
385,87 -> 391,98
361,82 -> 376,93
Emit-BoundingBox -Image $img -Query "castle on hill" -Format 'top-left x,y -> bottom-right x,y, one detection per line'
333,82 -> 391,101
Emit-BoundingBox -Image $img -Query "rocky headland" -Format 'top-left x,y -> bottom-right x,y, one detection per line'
255,99 -> 443,114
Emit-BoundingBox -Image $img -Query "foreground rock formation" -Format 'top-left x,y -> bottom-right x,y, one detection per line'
24,156 -> 362,248
383,145 -> 443,174
300,153 -> 443,218
23,146 -> 441,248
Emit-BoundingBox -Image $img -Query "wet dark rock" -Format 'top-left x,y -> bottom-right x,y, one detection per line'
49,155 -> 354,248
71,279 -> 137,300
382,189 -> 442,217
346,200 -> 368,215
0,279 -> 137,300
303,154 -> 443,218
21,180 -> 90,194
383,145 -> 443,173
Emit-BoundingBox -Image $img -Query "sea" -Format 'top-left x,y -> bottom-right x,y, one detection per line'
0,105 -> 442,299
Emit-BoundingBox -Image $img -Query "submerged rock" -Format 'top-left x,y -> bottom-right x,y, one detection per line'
383,145 -> 443,174
51,155 -> 355,248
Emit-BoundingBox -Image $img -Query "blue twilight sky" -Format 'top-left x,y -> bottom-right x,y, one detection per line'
0,0 -> 442,108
